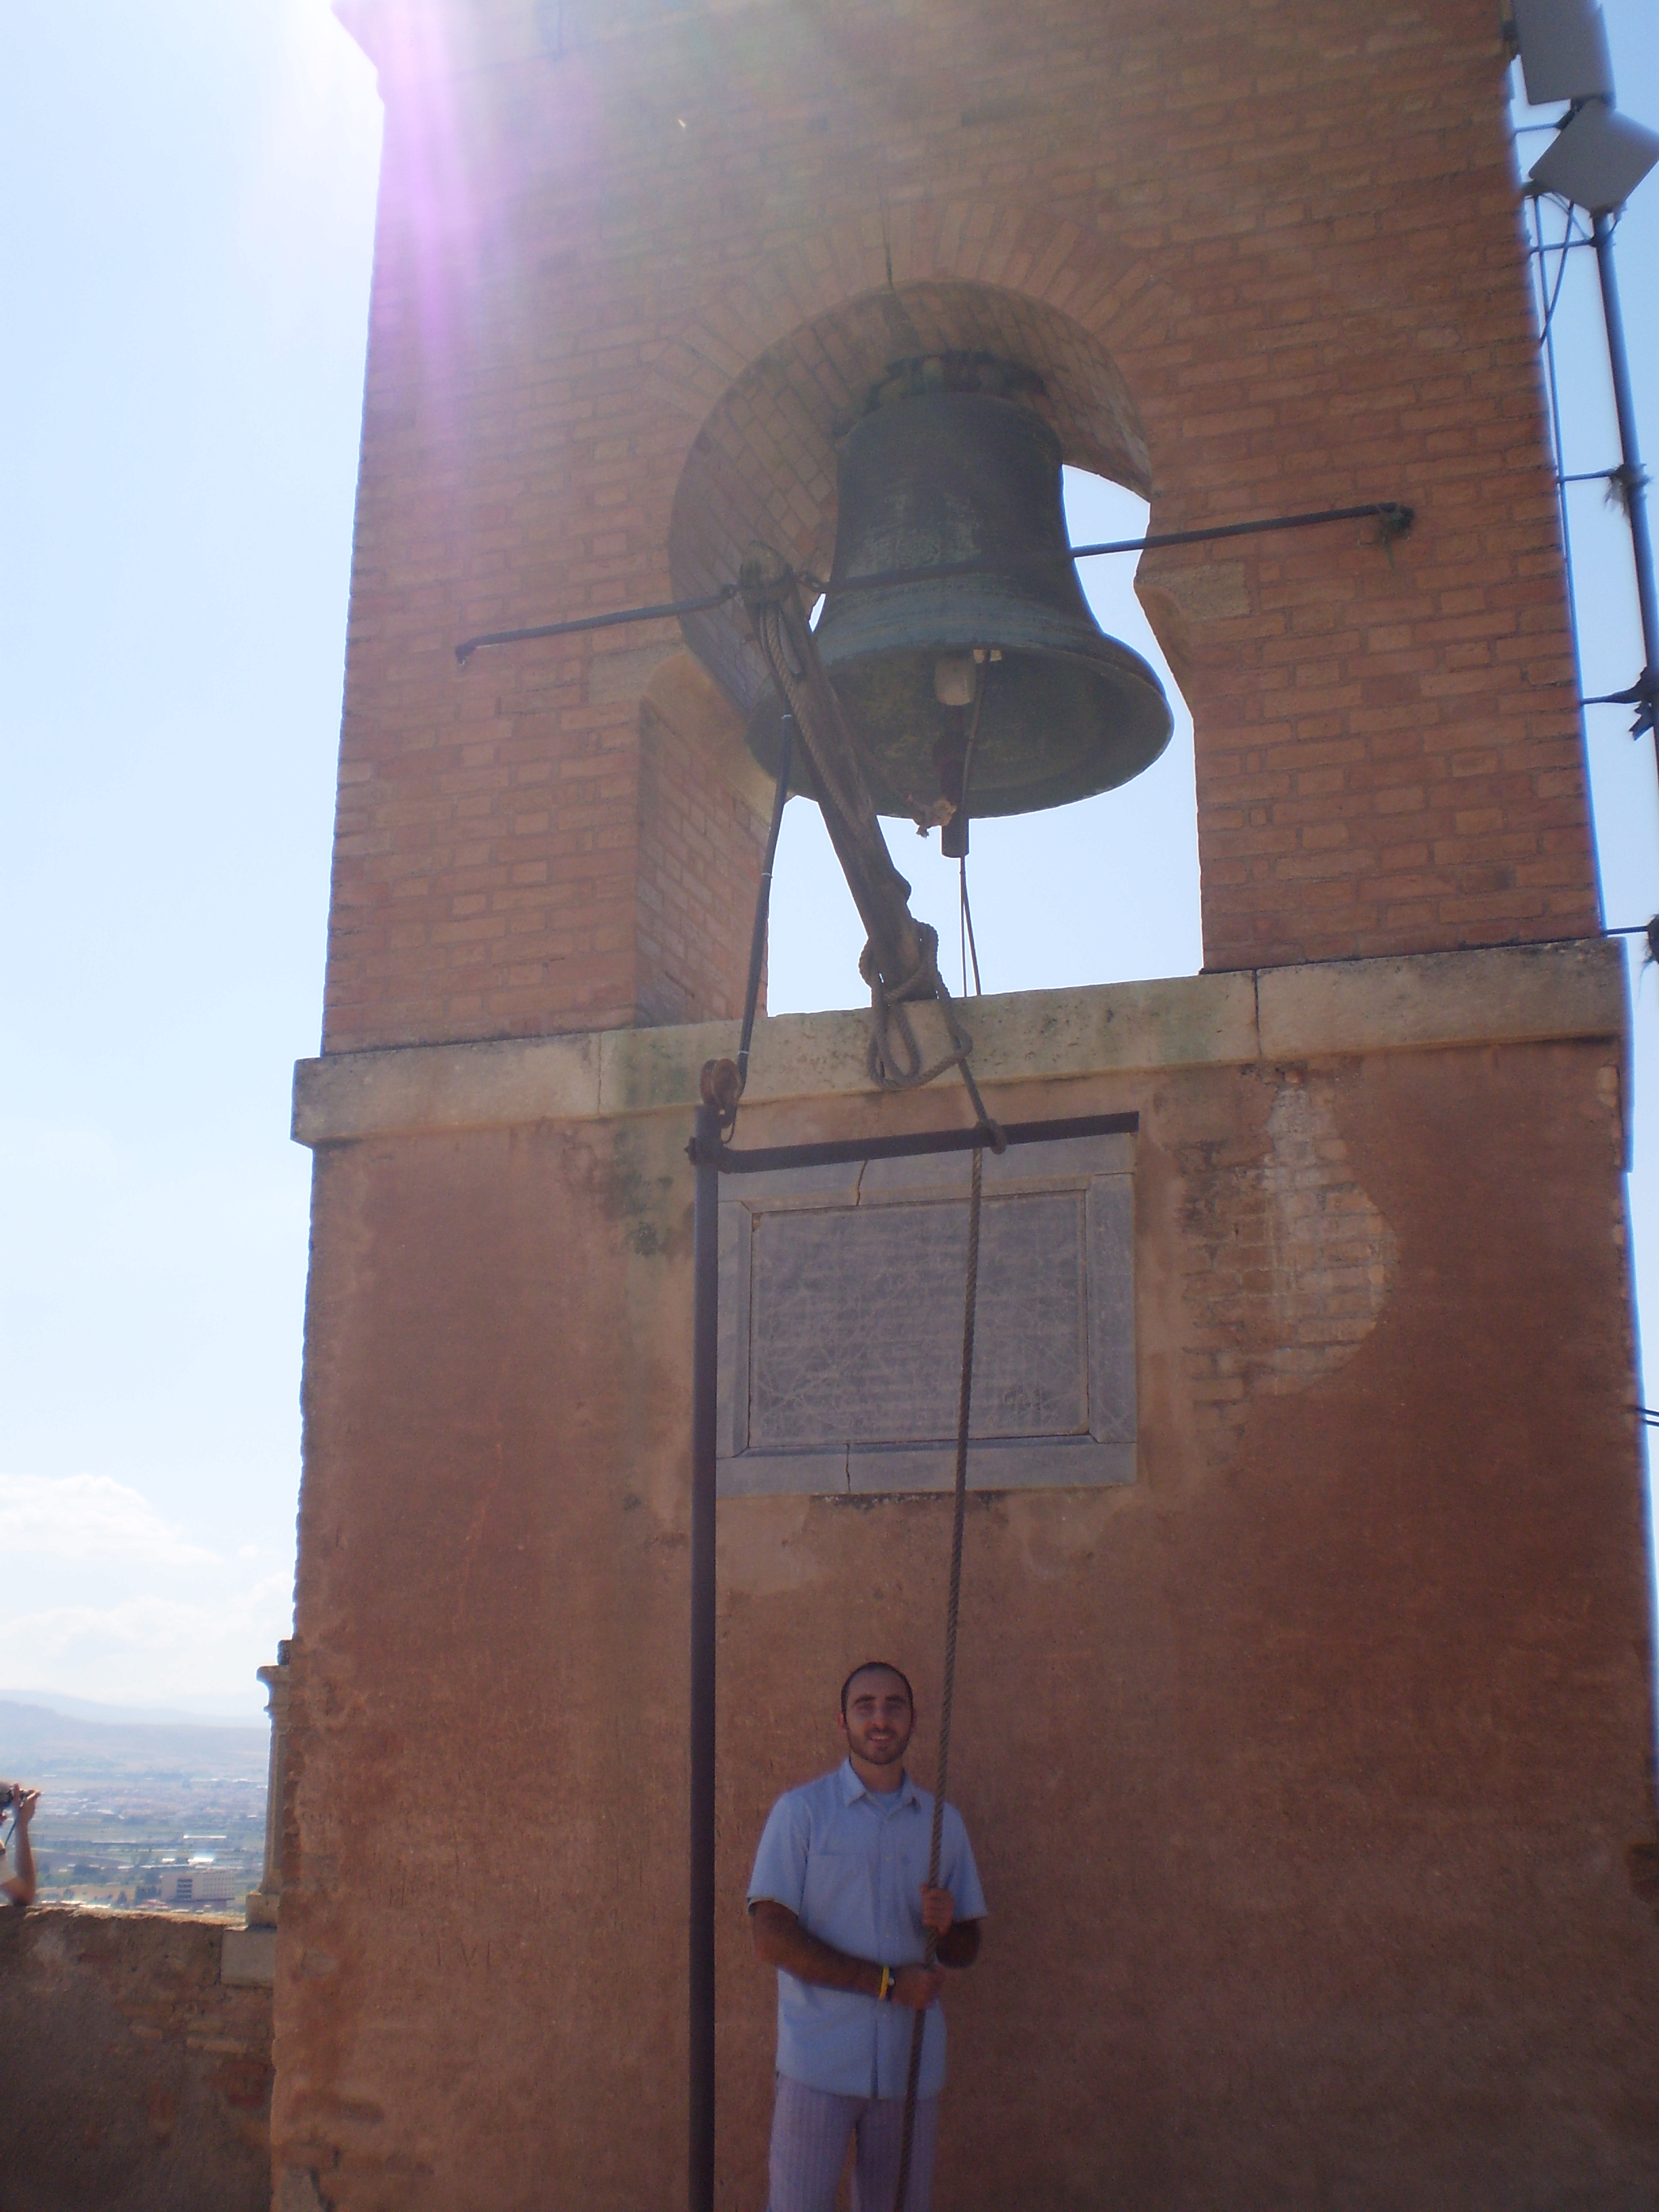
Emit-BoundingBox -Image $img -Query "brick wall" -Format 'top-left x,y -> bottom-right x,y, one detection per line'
636,656 -> 775,1026
324,0 -> 1597,1050
325,0 -> 1601,1048
0,1907 -> 272,2211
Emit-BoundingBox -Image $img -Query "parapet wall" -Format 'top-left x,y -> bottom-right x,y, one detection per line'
0,1908 -> 272,2212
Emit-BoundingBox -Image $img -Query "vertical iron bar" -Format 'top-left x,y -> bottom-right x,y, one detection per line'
689,1103 -> 722,2212
1593,211 -> 1659,747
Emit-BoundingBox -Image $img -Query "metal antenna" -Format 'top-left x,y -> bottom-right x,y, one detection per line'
1516,4 -> 1659,752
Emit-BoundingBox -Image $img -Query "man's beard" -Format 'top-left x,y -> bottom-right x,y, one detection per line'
855,1732 -> 907,1765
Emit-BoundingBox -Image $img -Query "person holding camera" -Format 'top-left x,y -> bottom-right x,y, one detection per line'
1,1782 -> 40,1907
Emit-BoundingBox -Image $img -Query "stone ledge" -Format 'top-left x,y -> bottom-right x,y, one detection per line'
221,1925 -> 276,1987
291,938 -> 1626,1147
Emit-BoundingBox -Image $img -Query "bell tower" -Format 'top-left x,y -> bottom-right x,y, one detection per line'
276,3 -> 1657,2207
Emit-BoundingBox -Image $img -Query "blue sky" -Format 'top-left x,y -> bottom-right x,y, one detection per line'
2,1 -> 1655,1718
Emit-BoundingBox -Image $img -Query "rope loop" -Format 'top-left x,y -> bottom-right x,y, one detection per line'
860,926 -> 976,1092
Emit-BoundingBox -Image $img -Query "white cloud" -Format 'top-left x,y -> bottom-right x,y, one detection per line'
2,1578 -> 292,1715
0,1473 -> 220,1567
0,1476 -> 291,1712
14,1579 -> 290,1658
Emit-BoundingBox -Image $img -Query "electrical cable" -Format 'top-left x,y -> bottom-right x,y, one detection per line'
1538,205 -> 1581,344
1530,193 -> 1589,754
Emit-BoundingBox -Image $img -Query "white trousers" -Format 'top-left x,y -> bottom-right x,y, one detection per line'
766,2074 -> 939,2212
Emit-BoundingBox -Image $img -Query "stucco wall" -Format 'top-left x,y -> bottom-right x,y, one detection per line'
0,1908 -> 272,2212
274,946 -> 1659,2209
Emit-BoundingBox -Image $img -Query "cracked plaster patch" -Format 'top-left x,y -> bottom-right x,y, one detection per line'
1183,1073 -> 1396,1456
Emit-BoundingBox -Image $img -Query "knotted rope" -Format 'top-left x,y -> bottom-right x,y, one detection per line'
858,927 -> 998,1131
893,1140 -> 985,2212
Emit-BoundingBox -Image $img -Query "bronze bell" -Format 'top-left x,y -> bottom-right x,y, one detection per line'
745,382 -> 1172,855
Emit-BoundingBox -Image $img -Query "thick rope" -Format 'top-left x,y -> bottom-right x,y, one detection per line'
892,1141 -> 984,2212
743,559 -> 997,1129
724,718 -> 794,1124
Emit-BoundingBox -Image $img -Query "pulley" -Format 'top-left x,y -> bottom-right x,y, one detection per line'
744,379 -> 1173,855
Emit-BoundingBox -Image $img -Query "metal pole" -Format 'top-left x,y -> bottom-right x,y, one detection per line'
689,1101 -> 722,2212
1592,210 -> 1659,744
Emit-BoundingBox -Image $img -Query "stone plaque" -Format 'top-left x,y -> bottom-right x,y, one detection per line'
717,1132 -> 1135,1496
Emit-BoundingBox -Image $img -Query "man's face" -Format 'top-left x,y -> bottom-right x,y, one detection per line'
838,1669 -> 915,1768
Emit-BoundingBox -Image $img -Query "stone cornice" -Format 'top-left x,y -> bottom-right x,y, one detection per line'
291,938 -> 1627,1147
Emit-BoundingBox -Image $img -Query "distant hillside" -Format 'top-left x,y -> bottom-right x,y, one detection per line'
0,1700 -> 268,1784
0,1687 -> 265,1727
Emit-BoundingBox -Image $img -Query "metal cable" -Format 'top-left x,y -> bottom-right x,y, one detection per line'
957,665 -> 989,998
733,718 -> 795,1111
1531,194 -> 1587,751
892,1141 -> 984,2212
959,865 -> 983,998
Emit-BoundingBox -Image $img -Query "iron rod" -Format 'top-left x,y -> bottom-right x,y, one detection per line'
1593,211 -> 1659,742
690,1109 -> 1139,1178
455,583 -> 739,665
455,504 -> 1410,665
833,503 -> 1412,598
689,1100 -> 722,2212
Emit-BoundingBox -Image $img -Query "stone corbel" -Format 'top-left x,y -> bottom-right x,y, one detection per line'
245,1640 -> 292,1930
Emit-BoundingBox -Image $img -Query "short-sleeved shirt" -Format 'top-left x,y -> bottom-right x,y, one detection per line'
747,1759 -> 987,2099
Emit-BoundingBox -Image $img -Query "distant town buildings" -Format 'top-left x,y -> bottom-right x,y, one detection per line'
155,1864 -> 241,1908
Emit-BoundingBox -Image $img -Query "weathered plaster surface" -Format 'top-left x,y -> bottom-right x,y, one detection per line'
0,1907 -> 272,2211
274,949 -> 1656,2211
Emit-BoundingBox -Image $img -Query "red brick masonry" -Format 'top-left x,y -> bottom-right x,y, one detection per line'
325,0 -> 1597,1052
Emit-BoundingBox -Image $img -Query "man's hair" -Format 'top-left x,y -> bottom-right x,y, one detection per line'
839,1661 -> 914,1717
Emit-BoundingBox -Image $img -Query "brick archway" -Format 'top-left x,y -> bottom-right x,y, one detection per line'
661,217 -> 1179,714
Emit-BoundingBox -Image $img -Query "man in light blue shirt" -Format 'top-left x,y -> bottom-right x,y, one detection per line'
748,1661 -> 987,2212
